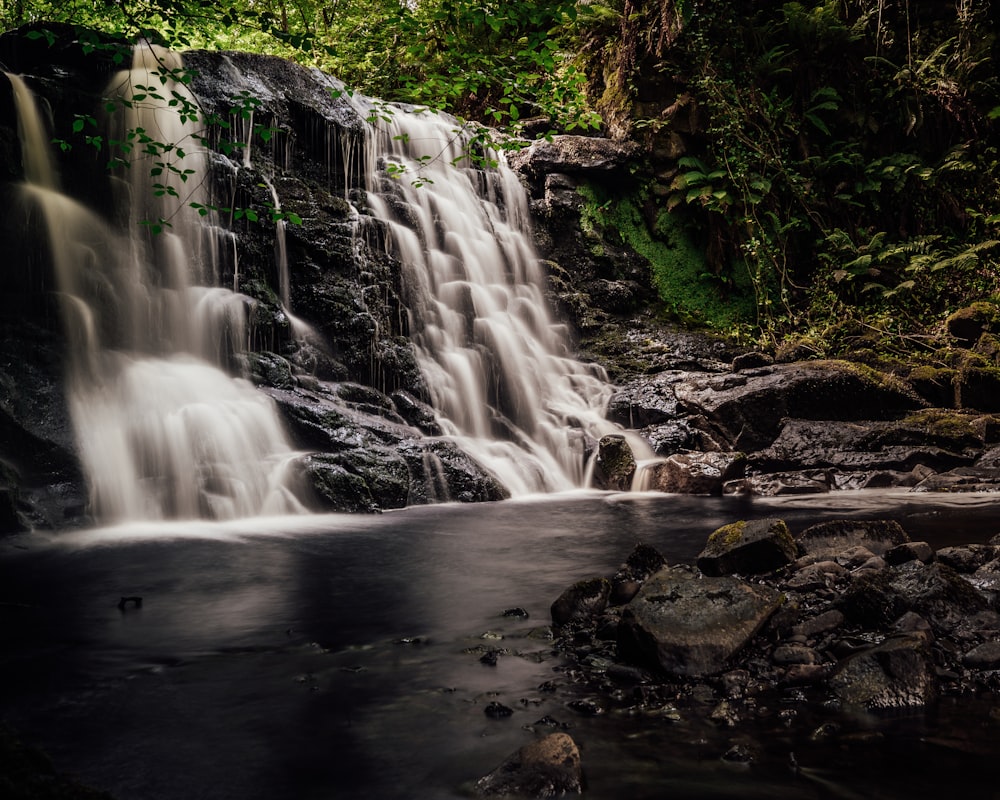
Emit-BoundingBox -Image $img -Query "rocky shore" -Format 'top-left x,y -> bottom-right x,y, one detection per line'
479,515 -> 1000,796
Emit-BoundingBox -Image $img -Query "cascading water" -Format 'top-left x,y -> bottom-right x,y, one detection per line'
7,46 -> 304,522
349,99 -> 626,493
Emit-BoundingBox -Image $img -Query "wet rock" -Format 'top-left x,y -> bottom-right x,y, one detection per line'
936,545 -> 999,573
842,562 -> 990,636
474,732 -> 583,798
885,541 -> 934,566
484,701 -> 514,719
829,634 -> 936,709
791,609 -> 845,638
610,543 -> 667,605
728,470 -> 833,496
785,560 -> 848,592
671,361 -> 925,451
509,134 -> 641,181
772,644 -> 820,665
551,577 -> 612,627
696,518 -> 797,577
641,452 -> 746,495
618,566 -> 783,677
590,434 -> 637,491
797,519 -> 910,560
962,640 -> 1000,669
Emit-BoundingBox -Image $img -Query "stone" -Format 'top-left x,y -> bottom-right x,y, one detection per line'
474,732 -> 583,798
830,635 -> 936,709
785,561 -> 848,592
697,518 -> 797,577
936,545 -> 999,573
884,541 -> 935,566
962,640 -> 1000,669
797,519 -> 910,559
791,609 -> 845,638
842,562 -> 990,636
610,543 -> 667,605
551,577 -> 612,627
508,134 -> 641,181
618,566 -> 783,677
772,644 -> 820,665
642,452 -> 746,495
590,434 -> 637,492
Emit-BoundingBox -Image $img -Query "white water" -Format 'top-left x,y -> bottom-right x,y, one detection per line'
7,48 -> 304,523
349,100 -> 625,493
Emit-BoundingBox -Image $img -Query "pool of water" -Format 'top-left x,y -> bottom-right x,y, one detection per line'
2,490 -> 999,799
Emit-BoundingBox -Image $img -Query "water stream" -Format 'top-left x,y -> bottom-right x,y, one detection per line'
348,98 -> 628,494
9,53 -> 306,523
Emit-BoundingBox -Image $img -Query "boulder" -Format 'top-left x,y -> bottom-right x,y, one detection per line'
829,634 -> 936,709
797,519 -> 910,560
508,135 -> 641,182
696,518 -> 797,577
641,452 -> 745,495
610,543 -> 668,605
618,566 -> 783,676
672,361 -> 925,451
475,733 -> 583,798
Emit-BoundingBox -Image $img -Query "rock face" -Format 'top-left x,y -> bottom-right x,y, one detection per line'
617,565 -> 783,676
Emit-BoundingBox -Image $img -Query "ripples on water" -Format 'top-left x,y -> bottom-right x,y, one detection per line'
2,490 -> 1000,799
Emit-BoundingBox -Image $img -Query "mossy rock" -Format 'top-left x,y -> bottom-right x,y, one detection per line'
955,365 -> 1000,412
906,365 -> 957,408
946,302 -> 1000,344
697,517 -> 796,577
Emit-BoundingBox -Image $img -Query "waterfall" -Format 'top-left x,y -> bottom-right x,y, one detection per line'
349,99 -> 622,493
7,47 -> 304,523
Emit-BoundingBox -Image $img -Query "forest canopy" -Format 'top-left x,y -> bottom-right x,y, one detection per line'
2,1 -> 1000,355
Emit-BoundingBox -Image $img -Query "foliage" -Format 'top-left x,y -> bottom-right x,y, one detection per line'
573,0 -> 1000,348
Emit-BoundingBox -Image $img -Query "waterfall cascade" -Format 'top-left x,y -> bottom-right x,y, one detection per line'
348,98 -> 625,493
7,46 -> 304,522
7,43 -> 637,522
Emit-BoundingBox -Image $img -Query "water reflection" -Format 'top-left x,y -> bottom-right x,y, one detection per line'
2,490 -> 999,799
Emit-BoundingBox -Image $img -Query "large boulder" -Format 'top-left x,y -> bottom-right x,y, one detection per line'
508,135 -> 641,182
618,566 -> 783,676
590,434 -> 637,491
672,361 -> 926,451
842,562 -> 990,636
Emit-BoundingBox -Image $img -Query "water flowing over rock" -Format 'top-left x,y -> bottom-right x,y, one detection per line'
0,30 -> 629,526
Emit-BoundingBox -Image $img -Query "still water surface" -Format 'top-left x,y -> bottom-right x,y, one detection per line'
2,491 -> 1000,799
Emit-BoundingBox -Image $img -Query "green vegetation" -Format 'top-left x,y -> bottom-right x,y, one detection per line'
3,0 -> 999,357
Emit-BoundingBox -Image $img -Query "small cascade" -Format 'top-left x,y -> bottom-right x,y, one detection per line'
7,48 -> 304,523
350,100 -> 627,493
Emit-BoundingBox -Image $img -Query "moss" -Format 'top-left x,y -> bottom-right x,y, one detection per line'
576,184 -> 755,329
709,520 -> 747,547
903,408 -> 985,440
